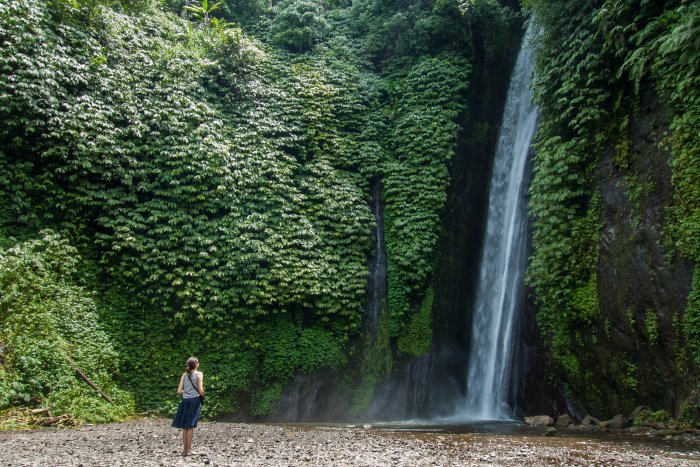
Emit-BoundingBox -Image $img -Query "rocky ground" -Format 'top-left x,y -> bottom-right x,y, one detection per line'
1,418 -> 699,466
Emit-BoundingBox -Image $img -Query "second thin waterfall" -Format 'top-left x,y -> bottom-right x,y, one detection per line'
460,23 -> 539,420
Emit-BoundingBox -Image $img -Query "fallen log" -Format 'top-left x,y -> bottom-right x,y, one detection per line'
37,414 -> 76,428
65,357 -> 114,405
31,408 -> 51,415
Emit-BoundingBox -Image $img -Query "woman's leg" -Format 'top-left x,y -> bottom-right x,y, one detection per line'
186,428 -> 193,454
182,429 -> 187,455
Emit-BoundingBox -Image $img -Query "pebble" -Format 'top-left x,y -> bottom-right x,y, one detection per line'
0,419 -> 697,466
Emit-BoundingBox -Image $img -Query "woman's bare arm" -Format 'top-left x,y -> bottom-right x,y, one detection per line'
197,372 -> 204,395
177,373 -> 185,396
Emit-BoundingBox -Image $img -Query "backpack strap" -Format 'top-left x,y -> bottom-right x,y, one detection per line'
186,372 -> 201,396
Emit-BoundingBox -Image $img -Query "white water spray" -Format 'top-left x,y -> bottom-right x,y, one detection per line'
460,23 -> 539,421
367,180 -> 386,342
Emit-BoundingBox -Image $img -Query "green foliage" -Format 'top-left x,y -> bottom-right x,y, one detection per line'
0,0 -> 482,418
619,360 -> 638,393
348,0 -> 504,66
270,0 -> 328,53
248,317 -> 346,416
679,387 -> 700,427
349,299 -> 392,416
257,316 -> 301,383
527,2 -> 610,364
572,274 -> 600,326
456,0 -> 514,63
384,53 -> 469,336
298,327 -> 346,374
47,0 -> 152,23
673,314 -> 689,376
397,287 -> 433,356
685,268 -> 700,364
527,0 -> 612,382
633,408 -> 671,427
0,231 -> 134,422
529,189 -> 603,378
250,383 -> 284,416
184,0 -> 237,35
184,0 -> 222,24
11,0 -> 698,424
0,0 -> 374,417
645,309 -> 659,345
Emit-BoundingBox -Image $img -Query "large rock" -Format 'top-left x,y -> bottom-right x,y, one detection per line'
524,415 -> 554,427
581,415 -> 600,428
602,414 -> 630,429
629,405 -> 649,421
555,415 -> 573,427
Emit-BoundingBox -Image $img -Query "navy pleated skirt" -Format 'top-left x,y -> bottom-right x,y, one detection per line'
172,396 -> 201,429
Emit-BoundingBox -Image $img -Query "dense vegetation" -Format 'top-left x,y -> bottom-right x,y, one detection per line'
0,232 -> 134,425
0,0 -> 499,421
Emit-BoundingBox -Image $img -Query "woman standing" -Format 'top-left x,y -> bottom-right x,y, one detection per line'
172,357 -> 204,456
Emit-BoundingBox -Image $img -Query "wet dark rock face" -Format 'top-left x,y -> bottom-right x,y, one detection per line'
269,372 -> 350,422
587,85 -> 694,415
362,354 -> 435,420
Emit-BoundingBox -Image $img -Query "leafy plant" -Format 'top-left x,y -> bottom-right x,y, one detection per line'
270,0 -> 328,52
0,232 -> 134,422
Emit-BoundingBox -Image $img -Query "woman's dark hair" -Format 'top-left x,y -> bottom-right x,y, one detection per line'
186,357 -> 199,374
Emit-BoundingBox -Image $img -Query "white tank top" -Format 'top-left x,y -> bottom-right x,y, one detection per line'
183,371 -> 201,399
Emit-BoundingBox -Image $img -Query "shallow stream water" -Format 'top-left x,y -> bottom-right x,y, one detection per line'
282,419 -> 700,455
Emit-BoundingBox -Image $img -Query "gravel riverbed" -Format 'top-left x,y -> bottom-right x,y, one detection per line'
1,418 -> 699,466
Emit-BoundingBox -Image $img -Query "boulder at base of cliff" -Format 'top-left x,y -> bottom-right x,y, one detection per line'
555,415 -> 573,427
525,415 -> 554,427
603,414 -> 630,429
629,406 -> 649,422
581,415 -> 600,428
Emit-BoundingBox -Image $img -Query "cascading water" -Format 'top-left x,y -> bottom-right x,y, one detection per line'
460,22 -> 539,421
367,179 -> 387,342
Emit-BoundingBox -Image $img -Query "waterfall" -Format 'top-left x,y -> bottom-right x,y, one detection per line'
367,179 -> 386,341
460,23 -> 539,420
